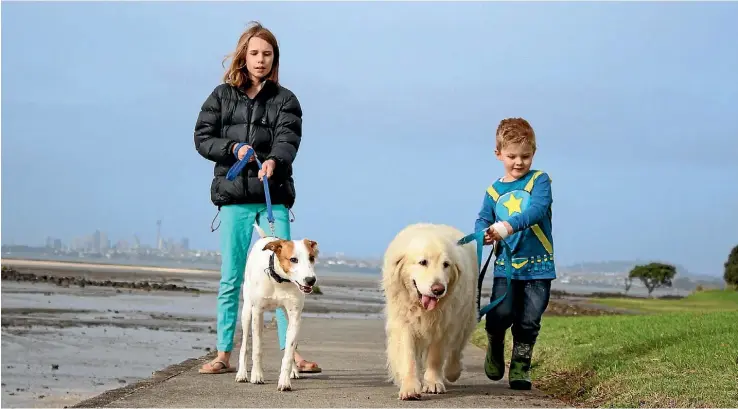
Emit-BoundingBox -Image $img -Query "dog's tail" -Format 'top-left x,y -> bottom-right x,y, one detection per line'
253,222 -> 268,239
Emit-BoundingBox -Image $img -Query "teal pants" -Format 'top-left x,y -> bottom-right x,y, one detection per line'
217,203 -> 291,352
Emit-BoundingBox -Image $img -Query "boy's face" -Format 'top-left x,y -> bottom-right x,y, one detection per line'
495,142 -> 535,180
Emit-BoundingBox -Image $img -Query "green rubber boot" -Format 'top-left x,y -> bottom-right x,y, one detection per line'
484,333 -> 505,381
508,341 -> 533,390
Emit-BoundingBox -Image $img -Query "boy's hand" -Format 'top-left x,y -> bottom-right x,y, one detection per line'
483,229 -> 495,245
488,226 -> 502,242
487,222 -> 514,241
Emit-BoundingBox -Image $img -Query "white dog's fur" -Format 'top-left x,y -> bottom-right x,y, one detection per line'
234,223 -> 319,391
381,223 -> 479,400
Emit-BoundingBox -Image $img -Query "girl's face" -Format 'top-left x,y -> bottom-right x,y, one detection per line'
245,36 -> 274,82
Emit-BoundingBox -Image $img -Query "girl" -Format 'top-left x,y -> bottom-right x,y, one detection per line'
194,21 -> 321,375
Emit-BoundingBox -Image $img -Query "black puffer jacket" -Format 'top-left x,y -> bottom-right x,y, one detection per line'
194,81 -> 302,209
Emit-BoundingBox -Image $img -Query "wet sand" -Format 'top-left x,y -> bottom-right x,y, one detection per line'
0,259 -> 385,408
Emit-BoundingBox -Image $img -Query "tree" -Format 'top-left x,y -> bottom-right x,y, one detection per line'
624,277 -> 633,293
724,245 -> 738,289
628,262 -> 677,297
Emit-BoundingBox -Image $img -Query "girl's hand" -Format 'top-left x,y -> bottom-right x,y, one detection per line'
233,144 -> 255,162
258,159 -> 276,179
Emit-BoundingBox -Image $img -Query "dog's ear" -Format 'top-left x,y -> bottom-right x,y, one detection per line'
448,261 -> 460,288
263,241 -> 282,254
304,239 -> 319,257
393,255 -> 406,271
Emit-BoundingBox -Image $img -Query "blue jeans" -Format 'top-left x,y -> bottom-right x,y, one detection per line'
484,278 -> 552,345
217,203 -> 291,352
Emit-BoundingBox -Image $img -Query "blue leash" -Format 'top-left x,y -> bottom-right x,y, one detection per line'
225,143 -> 275,235
457,229 -> 514,322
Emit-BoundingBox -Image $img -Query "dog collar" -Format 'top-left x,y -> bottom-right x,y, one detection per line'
266,253 -> 291,284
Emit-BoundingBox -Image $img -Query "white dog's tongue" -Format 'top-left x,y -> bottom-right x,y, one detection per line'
421,295 -> 438,311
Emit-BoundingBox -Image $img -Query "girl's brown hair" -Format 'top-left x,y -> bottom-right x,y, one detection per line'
222,21 -> 280,89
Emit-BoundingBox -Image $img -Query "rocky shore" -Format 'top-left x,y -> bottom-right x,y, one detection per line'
2,266 -> 202,293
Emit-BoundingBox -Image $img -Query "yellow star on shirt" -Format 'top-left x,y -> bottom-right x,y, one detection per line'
503,193 -> 523,216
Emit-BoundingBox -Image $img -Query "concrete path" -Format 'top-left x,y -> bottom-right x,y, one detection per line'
73,318 -> 564,408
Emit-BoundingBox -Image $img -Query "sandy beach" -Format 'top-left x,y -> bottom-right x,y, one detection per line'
0,258 -> 385,408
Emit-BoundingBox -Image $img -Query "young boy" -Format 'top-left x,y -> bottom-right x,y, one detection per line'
474,117 -> 555,390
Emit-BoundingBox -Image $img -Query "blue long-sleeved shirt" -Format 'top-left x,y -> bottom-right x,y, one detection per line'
474,169 -> 556,280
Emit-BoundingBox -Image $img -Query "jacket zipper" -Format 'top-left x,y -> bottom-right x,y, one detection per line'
245,97 -> 253,146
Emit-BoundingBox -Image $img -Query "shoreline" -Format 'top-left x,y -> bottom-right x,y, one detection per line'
1,257 -> 217,275
2,256 -> 693,298
1,257 -> 383,286
0,256 -> 382,277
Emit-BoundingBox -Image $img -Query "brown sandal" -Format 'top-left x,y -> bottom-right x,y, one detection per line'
296,359 -> 322,373
198,359 -> 237,374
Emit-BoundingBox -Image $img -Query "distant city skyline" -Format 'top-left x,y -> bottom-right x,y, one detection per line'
38,224 -> 191,254
2,2 -> 737,277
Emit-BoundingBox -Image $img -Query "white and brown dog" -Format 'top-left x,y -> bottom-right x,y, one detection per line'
235,223 -> 319,391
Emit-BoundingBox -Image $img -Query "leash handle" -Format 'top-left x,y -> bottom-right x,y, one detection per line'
478,240 -> 512,320
225,144 -> 253,181
477,241 -> 495,320
457,229 -> 513,322
225,145 -> 276,234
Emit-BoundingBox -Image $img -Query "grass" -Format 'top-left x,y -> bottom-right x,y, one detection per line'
471,290 -> 738,407
587,289 -> 738,314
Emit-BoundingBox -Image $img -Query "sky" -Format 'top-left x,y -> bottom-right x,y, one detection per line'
2,1 -> 737,277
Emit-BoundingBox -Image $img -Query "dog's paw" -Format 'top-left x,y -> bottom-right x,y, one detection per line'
398,380 -> 422,400
444,360 -> 463,383
289,363 -> 300,380
422,378 -> 447,394
250,369 -> 265,384
277,377 -> 292,392
234,370 -> 249,383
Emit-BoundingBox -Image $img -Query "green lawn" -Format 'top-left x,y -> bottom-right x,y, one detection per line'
471,290 -> 738,407
588,289 -> 738,314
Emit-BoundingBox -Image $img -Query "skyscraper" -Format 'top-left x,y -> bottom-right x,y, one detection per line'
156,220 -> 162,250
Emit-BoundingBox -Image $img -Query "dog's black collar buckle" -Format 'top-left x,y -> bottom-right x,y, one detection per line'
266,253 -> 290,284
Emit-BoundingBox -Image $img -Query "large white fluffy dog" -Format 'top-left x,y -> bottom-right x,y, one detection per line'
381,223 -> 479,400
234,223 -> 319,391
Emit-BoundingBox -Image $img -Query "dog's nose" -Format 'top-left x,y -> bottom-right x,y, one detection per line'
431,283 -> 445,296
305,276 -> 316,286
